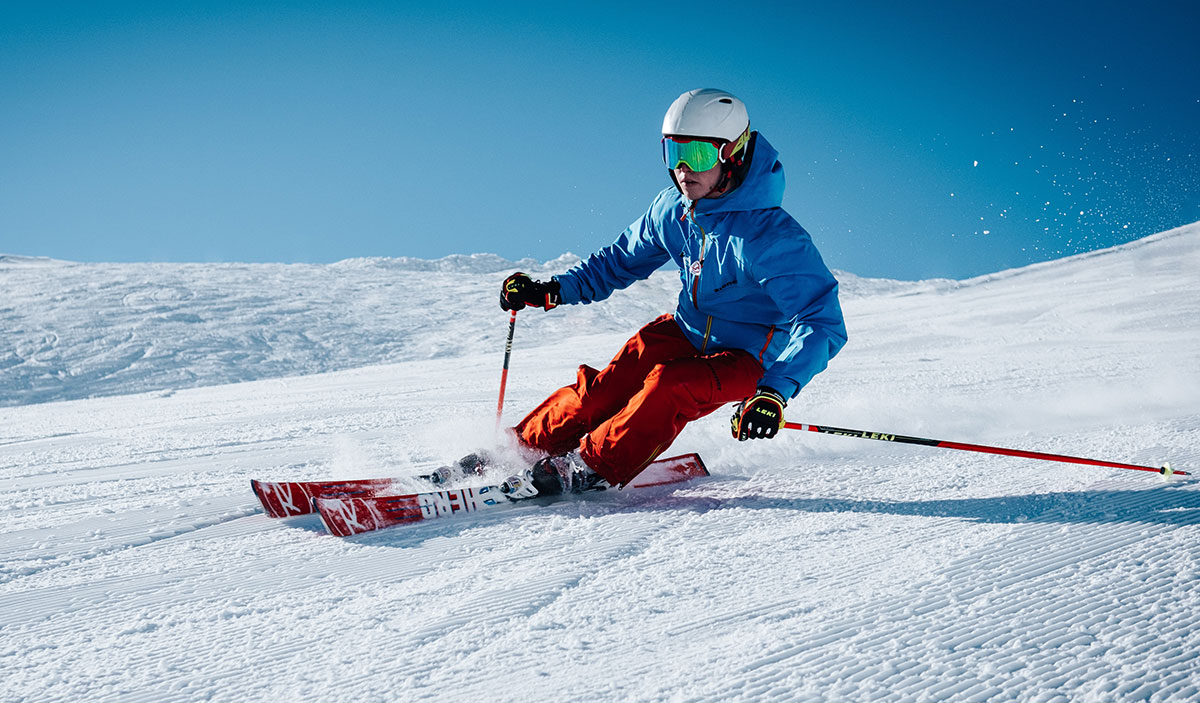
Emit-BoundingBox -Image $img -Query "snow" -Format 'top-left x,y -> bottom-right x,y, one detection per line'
2,223 -> 1198,702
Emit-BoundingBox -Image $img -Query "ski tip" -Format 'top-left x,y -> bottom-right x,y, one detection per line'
249,479 -> 267,507
312,496 -> 353,537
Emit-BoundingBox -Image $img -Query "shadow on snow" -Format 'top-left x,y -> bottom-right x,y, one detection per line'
703,482 -> 1200,528
310,480 -> 1200,548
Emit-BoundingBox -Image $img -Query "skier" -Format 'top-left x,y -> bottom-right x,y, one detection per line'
496,88 -> 848,498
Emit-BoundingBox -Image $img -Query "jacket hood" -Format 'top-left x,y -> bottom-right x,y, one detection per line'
685,132 -> 786,215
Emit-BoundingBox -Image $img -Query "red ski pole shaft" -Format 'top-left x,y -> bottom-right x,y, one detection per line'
782,422 -> 1187,477
494,310 -> 518,434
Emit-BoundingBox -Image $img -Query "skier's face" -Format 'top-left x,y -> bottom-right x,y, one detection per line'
674,162 -> 722,200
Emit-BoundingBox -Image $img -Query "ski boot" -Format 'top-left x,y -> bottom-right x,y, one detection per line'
499,451 -> 608,500
427,450 -> 493,485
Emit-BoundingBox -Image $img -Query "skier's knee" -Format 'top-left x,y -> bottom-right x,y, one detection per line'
645,362 -> 672,386
645,362 -> 703,398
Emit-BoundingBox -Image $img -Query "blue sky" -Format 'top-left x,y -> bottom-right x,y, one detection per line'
2,1 -> 1197,279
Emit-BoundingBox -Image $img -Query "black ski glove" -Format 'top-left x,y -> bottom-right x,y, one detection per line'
731,387 -> 787,441
500,272 -> 561,311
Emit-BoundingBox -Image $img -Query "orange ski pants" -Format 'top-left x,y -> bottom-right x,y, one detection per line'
514,314 -> 763,485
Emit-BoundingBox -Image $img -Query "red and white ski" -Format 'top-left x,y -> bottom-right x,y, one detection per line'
312,453 -> 709,537
251,477 -> 401,518
251,453 -> 708,520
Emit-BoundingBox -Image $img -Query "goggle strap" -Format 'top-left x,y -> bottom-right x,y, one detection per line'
720,128 -> 751,164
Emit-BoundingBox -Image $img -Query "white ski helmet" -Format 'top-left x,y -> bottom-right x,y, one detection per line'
662,88 -> 749,144
662,88 -> 752,195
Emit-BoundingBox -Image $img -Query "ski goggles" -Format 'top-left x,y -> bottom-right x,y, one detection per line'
662,136 -> 724,172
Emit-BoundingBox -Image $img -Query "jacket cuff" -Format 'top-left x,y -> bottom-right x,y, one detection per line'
550,274 -> 581,305
759,374 -> 799,400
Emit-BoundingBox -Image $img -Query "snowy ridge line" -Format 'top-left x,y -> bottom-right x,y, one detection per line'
954,220 -> 1198,288
0,256 -> 652,407
328,251 -> 581,274
0,254 -> 67,266
685,481 -> 1200,703
10,224 -> 1193,409
0,250 -> 578,274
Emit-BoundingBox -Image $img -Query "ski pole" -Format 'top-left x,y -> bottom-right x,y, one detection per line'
783,422 -> 1186,478
495,309 -> 518,435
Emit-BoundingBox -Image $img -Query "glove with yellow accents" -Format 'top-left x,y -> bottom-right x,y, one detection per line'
731,387 -> 787,441
500,272 -> 562,312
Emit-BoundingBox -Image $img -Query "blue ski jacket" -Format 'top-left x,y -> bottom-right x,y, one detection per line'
554,133 -> 847,399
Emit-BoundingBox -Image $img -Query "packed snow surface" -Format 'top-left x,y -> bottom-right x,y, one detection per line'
2,223 -> 1199,702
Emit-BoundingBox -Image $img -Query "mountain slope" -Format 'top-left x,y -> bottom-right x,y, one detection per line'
0,223 -> 1197,702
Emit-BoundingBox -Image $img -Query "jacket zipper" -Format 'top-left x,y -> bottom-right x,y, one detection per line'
758,325 -> 776,363
685,205 -> 714,352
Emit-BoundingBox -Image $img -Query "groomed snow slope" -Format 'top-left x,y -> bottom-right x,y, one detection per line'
1,223 -> 1198,702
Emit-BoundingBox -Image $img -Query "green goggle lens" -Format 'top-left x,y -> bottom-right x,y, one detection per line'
662,138 -> 721,172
